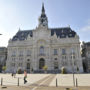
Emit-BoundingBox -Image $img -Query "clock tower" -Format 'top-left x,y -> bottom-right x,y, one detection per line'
38,3 -> 48,27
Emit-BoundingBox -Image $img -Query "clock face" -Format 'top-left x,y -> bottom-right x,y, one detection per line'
41,18 -> 47,26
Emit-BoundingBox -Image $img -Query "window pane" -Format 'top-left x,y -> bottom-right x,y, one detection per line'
62,49 -> 66,55
27,50 -> 31,56
12,51 -> 16,56
54,49 -> 57,55
19,50 -> 23,56
40,46 -> 44,54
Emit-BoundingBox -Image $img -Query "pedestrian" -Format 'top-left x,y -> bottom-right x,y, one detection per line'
13,70 -> 16,78
11,72 -> 14,77
24,70 -> 27,84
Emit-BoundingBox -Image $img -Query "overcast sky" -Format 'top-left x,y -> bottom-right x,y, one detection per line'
0,0 -> 90,47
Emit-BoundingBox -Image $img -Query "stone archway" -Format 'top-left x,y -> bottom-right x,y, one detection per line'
39,58 -> 45,69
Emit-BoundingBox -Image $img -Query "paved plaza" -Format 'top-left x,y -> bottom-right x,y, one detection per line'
0,74 -> 90,90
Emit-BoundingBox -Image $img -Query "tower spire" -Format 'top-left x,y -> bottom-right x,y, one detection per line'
42,3 -> 45,13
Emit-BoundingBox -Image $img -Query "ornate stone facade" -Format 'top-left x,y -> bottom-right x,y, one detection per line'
0,47 -> 7,72
6,4 -> 83,73
81,42 -> 90,72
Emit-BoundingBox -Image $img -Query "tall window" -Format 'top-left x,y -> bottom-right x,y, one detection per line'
62,56 -> 66,60
40,46 -> 44,55
19,63 -> 22,67
27,50 -> 31,56
11,63 -> 15,67
54,49 -> 58,55
71,48 -> 75,59
19,50 -> 23,56
12,51 -> 16,57
19,58 -> 23,61
62,61 -> 67,66
12,58 -> 15,61
62,49 -> 66,55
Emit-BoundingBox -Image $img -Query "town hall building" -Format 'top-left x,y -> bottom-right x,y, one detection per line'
6,4 -> 83,73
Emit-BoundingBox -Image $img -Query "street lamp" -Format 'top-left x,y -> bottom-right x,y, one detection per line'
71,49 -> 75,87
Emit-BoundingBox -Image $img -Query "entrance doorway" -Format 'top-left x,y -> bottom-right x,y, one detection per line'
83,62 -> 87,72
39,58 -> 45,69
27,63 -> 30,73
54,62 -> 58,69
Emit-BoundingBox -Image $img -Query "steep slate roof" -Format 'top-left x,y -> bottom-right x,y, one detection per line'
12,27 -> 76,41
12,30 -> 33,41
50,27 -> 76,38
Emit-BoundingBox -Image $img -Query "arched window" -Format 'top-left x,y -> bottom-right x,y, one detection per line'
40,46 -> 44,55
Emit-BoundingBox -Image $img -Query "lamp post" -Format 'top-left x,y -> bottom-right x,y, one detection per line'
71,49 -> 75,87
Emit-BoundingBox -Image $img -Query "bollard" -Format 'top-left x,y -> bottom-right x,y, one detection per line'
76,78 -> 78,87
17,78 -> 19,86
1,78 -> 3,86
56,78 -> 58,87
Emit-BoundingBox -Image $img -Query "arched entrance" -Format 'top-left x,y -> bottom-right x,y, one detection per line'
83,62 -> 87,72
39,58 -> 45,69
